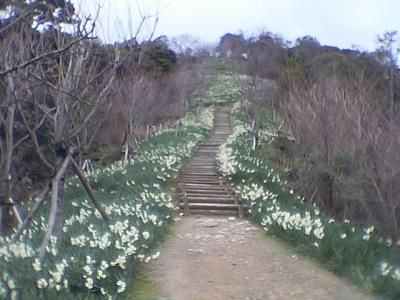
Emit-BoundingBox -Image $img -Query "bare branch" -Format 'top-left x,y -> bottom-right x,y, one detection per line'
66,50 -> 120,140
10,183 -> 50,244
13,134 -> 29,149
16,102 -> 53,170
0,26 -> 95,78
70,155 -> 110,223
28,72 -> 80,100
147,16 -> 159,42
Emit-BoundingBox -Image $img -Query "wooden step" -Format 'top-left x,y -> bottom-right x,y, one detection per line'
182,171 -> 217,175
180,190 -> 225,196
181,172 -> 219,176
177,104 -> 245,217
186,163 -> 216,166
183,166 -> 216,169
182,178 -> 221,183
181,179 -> 221,183
181,174 -> 219,177
184,169 -> 216,172
181,176 -> 220,181
180,176 -> 221,181
179,203 -> 245,211
187,209 -> 238,216
179,189 -> 227,194
185,159 -> 216,161
181,198 -> 235,204
182,194 -> 234,200
184,168 -> 216,171
196,151 -> 219,154
181,182 -> 222,187
181,189 -> 227,195
178,181 -> 223,189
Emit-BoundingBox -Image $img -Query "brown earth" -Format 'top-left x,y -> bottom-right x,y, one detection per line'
142,215 -> 377,300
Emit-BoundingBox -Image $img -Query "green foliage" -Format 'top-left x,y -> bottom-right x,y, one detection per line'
140,38 -> 177,73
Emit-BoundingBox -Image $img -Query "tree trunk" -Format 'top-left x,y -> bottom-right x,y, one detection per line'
319,173 -> 334,215
176,121 -> 181,136
0,103 -> 16,233
146,125 -> 150,139
70,156 -> 110,223
251,119 -> 260,150
8,198 -> 22,225
122,143 -> 129,167
122,122 -> 136,166
185,97 -> 189,112
39,153 -> 71,259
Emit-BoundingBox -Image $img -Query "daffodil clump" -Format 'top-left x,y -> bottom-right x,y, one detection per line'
217,102 -> 400,299
192,74 -> 241,105
0,106 -> 214,300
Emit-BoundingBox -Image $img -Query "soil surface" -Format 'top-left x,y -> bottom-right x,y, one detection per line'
143,215 -> 377,300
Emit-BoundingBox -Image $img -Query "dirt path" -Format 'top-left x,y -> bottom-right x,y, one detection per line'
144,215 -> 376,300
138,104 -> 377,300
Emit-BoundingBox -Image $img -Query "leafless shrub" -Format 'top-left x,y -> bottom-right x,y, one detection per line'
95,59 -> 200,165
280,77 -> 400,237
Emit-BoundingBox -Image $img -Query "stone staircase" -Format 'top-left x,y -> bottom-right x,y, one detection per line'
177,104 -> 246,217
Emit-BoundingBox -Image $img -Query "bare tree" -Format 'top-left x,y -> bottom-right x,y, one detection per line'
234,73 -> 277,150
169,34 -> 201,56
0,4 -> 105,233
26,33 -> 120,257
0,11 -> 121,259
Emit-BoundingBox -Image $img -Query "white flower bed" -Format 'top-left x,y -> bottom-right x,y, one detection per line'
0,106 -> 214,299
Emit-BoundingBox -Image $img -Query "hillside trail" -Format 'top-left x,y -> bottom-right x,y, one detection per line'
139,104 -> 376,300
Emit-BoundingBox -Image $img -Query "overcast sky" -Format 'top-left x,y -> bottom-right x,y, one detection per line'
73,0 -> 400,51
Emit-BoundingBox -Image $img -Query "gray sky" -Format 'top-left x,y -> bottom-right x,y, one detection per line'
73,0 -> 400,51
